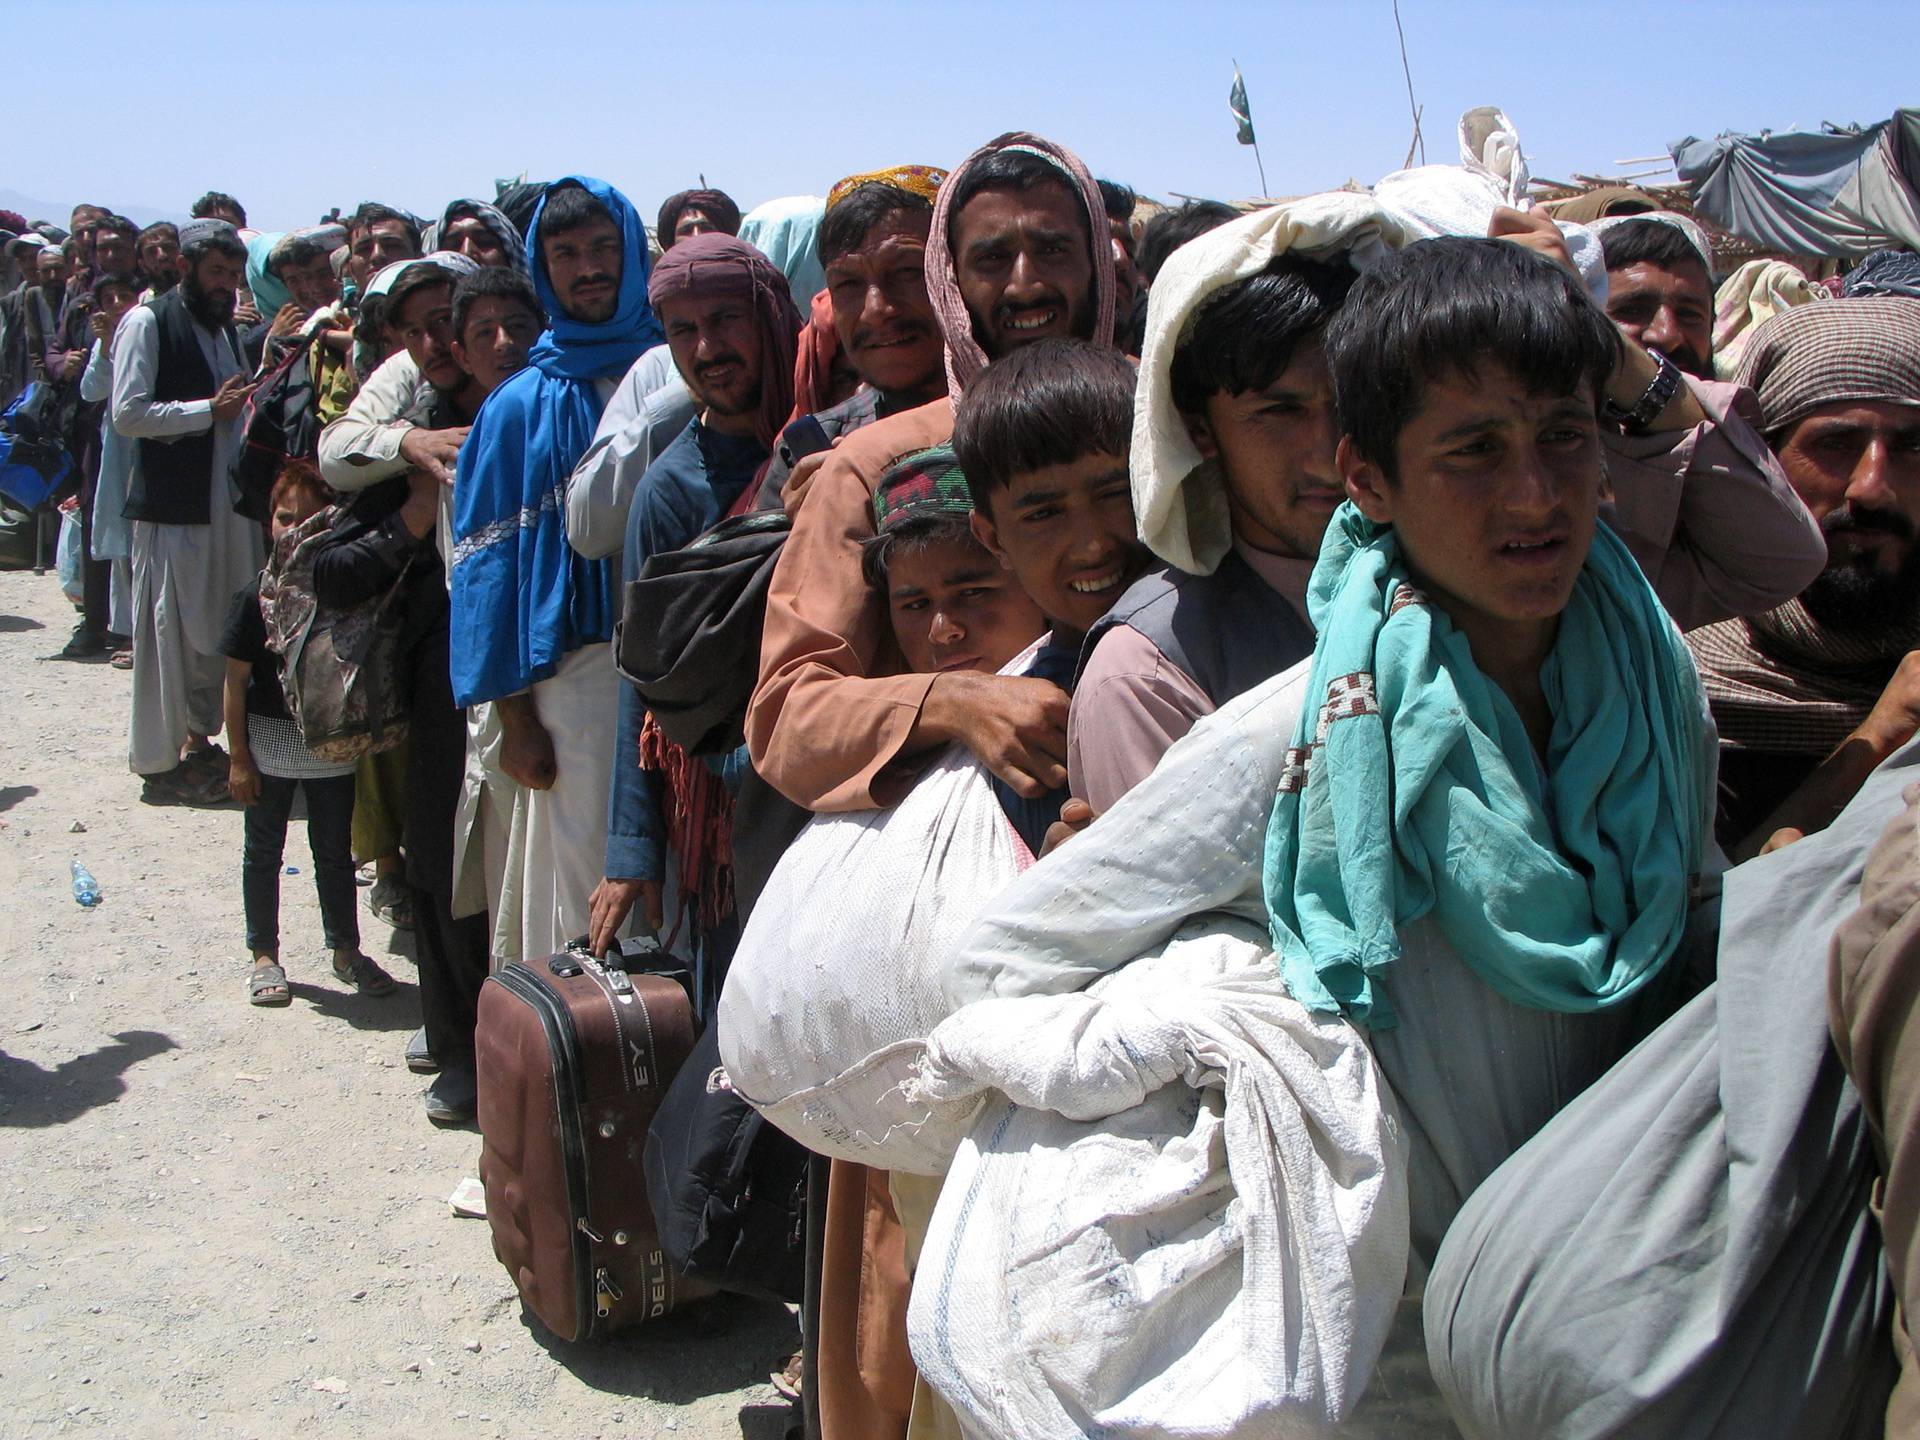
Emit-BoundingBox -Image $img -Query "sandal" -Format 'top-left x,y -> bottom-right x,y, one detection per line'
367,875 -> 414,930
332,952 -> 398,997
183,744 -> 230,777
249,961 -> 292,1007
109,649 -> 134,670
141,763 -> 230,808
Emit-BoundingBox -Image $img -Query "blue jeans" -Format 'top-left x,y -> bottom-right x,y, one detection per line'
241,772 -> 359,954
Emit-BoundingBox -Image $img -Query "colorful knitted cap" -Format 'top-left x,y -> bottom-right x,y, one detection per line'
872,444 -> 974,533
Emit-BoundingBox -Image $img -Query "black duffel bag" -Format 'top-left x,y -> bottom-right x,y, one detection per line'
615,508 -> 789,757
643,1017 -> 809,1304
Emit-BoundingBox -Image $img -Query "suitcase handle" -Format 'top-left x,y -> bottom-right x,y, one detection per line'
558,936 -> 701,1020
563,933 -> 667,974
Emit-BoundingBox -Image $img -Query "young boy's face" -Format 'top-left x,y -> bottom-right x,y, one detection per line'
270,489 -> 325,545
969,450 -> 1148,642
453,295 -> 541,397
1343,363 -> 1602,653
885,531 -> 1047,675
1186,339 -> 1345,561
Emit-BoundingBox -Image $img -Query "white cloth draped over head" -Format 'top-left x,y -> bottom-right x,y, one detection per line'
1133,194 -> 1422,578
1133,172 -> 1606,577
1592,209 -> 1716,280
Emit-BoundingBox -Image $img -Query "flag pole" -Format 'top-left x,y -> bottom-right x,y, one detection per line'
1232,57 -> 1270,197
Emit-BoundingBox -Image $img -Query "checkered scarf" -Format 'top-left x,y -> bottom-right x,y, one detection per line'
1688,599 -> 1920,755
1733,296 -> 1920,434
923,132 -> 1116,396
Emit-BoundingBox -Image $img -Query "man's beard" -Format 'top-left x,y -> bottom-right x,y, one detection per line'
1666,342 -> 1711,380
1802,505 -> 1920,631
181,269 -> 236,328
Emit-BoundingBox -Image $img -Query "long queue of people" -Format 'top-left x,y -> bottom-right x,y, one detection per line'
6,124 -> 1920,1436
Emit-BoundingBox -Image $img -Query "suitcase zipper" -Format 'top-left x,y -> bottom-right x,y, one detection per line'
496,965 -> 598,1340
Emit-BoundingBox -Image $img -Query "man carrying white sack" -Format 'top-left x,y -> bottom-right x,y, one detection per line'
929,235 -> 1728,1436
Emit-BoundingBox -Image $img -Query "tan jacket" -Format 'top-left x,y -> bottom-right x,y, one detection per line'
746,398 -> 954,812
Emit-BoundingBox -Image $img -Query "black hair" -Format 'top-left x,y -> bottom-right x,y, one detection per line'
274,233 -> 334,272
93,214 -> 139,244
1136,200 -> 1239,284
349,202 -> 423,252
138,220 -> 178,242
946,147 -> 1089,245
451,266 -> 543,339
539,182 -> 615,241
1327,237 -> 1621,479
952,337 -> 1135,510
386,264 -> 457,325
1599,218 -> 1711,282
92,272 -> 140,303
1169,255 -> 1356,414
191,191 -> 246,226
818,183 -> 934,269
860,513 -> 981,592
1097,179 -> 1137,226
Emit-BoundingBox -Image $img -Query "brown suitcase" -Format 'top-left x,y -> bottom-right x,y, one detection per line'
476,939 -> 708,1340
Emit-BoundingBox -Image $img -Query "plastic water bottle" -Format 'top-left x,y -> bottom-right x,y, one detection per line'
70,860 -> 101,908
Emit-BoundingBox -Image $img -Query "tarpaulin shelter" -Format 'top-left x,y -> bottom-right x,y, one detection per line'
1673,111 -> 1920,258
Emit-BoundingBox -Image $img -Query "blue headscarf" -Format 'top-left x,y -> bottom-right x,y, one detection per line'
737,195 -> 827,311
449,175 -> 663,707
246,232 -> 291,316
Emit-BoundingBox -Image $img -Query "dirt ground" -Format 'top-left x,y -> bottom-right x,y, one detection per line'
0,567 -> 798,1439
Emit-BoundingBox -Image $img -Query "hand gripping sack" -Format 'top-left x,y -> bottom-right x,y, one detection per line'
904,921 -> 1409,1438
260,508 -> 413,763
716,744 -> 1029,1176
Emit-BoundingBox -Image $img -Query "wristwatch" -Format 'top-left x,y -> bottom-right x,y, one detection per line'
1603,347 -> 1681,433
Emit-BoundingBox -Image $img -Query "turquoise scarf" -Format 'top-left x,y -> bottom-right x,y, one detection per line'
1262,505 -> 1709,1030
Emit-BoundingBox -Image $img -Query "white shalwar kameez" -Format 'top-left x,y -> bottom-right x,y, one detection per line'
111,302 -> 263,775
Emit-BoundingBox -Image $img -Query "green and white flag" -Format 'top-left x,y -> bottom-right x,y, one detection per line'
1229,66 -> 1255,146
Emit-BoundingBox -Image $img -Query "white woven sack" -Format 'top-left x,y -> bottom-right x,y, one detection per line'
717,743 -> 1026,1175
906,919 -> 1409,1439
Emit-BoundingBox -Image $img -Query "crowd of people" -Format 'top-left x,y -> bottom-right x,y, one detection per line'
5,121 -> 1920,1435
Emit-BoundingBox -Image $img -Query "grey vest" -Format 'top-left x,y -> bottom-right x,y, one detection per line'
1077,549 -> 1316,706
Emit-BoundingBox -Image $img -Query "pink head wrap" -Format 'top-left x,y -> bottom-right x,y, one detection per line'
648,233 -> 805,450
924,131 -> 1117,396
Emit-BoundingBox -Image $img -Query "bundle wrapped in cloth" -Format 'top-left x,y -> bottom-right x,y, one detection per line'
717,677 -> 1034,1174
721,651 -> 1412,1431
1424,740 -> 1917,1438
905,919 -> 1408,1438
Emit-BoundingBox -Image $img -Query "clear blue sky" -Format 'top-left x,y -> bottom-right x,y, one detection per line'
9,0 -> 1915,232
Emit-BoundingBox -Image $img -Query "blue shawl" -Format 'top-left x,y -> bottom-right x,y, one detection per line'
1262,505 -> 1710,1030
449,176 -> 662,707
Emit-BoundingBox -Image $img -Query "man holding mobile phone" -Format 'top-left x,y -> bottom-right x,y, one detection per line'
111,217 -> 263,806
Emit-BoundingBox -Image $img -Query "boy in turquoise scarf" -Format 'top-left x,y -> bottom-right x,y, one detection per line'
1266,235 -> 1713,1033
945,235 -> 1722,1424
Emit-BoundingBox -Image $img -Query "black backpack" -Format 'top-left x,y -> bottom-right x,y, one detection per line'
615,508 -> 790,756
642,1018 -> 809,1304
230,335 -> 321,522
